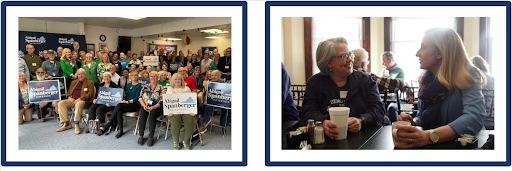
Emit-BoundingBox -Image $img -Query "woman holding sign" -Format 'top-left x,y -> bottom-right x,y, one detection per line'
18,72 -> 33,124
89,72 -> 118,136
100,71 -> 143,138
137,71 -> 165,147
166,73 -> 196,150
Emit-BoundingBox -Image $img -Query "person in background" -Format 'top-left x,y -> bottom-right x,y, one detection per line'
177,67 -> 197,92
165,73 -> 197,150
19,50 -> 31,82
100,71 -> 142,138
138,51 -> 145,61
89,50 -> 95,58
126,50 -> 132,61
129,64 -> 138,73
56,68 -> 95,134
190,53 -> 200,69
72,41 -> 80,54
97,54 -> 111,83
178,50 -> 185,62
23,44 -> 42,80
157,71 -> 170,87
57,46 -> 63,58
41,49 -> 61,79
201,52 -> 212,74
470,55 -> 494,122
89,72 -> 118,136
168,51 -> 181,75
161,64 -> 169,73
302,37 -> 385,139
109,51 -> 114,60
282,62 -> 300,148
183,49 -> 194,66
82,53 -> 99,88
158,54 -> 168,71
60,48 -> 78,90
42,50 -> 48,62
109,64 -> 121,85
352,48 -> 412,123
380,51 -> 405,79
140,70 -> 150,78
197,49 -> 203,60
103,47 -> 110,61
396,28 -> 486,149
137,71 -> 165,147
119,68 -> 131,89
202,64 -> 211,77
210,53 -> 220,70
119,53 -> 129,70
129,53 -> 142,65
18,72 -> 33,124
217,47 -> 231,76
72,51 -> 82,72
111,53 -> 122,76
79,51 -> 87,64
192,66 -> 205,92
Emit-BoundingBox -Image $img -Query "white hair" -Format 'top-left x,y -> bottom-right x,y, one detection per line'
77,68 -> 86,75
211,70 -> 221,76
103,72 -> 112,78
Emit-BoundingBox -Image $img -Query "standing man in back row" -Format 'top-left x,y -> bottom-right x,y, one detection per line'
23,44 -> 42,80
380,51 -> 404,79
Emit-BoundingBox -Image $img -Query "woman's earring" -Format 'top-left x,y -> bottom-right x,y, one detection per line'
329,67 -> 332,72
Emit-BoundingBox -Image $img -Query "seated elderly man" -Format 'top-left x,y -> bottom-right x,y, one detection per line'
31,68 -> 59,122
57,68 -> 95,134
201,70 -> 231,134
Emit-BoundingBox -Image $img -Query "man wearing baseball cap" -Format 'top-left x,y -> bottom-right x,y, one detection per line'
41,49 -> 61,80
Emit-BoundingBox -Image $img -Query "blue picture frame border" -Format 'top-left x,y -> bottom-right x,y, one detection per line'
1,1 -> 247,167
265,1 -> 511,166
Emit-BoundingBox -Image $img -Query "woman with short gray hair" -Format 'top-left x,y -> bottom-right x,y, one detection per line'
301,37 -> 385,140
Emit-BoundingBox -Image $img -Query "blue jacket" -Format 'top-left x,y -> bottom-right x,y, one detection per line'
19,88 -> 29,110
301,70 -> 385,127
416,67 -> 486,136
282,62 -> 299,122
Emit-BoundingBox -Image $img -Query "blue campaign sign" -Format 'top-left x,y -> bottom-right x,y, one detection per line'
96,87 -> 124,106
19,31 -> 86,58
206,82 -> 231,109
53,77 -> 67,96
28,80 -> 61,103
138,77 -> 150,87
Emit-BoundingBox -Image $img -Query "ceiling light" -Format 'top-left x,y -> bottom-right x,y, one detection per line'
205,36 -> 221,39
200,29 -> 229,34
120,17 -> 147,20
166,38 -> 182,40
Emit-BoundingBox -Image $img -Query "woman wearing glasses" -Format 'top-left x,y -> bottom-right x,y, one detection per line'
137,71 -> 165,147
395,28 -> 486,149
301,37 -> 385,140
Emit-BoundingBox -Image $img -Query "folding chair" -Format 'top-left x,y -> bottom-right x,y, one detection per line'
157,115 -> 171,140
70,87 -> 96,129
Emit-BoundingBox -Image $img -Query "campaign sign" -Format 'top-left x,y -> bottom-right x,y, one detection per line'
53,77 -> 67,96
138,77 -> 150,87
28,80 -> 61,103
206,82 -> 232,109
96,87 -> 124,106
163,93 -> 198,115
143,56 -> 158,66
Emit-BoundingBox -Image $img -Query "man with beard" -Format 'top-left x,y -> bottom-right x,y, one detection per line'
31,68 -> 59,122
41,49 -> 61,79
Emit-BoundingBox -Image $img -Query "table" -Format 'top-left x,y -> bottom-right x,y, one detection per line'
360,125 -> 493,150
311,125 -> 382,149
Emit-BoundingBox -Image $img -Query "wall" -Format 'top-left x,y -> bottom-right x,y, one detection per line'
463,17 -> 480,57
129,17 -> 231,38
370,17 -> 385,75
130,37 -> 231,56
19,18 -> 82,35
282,17 -> 306,85
84,25 -> 130,53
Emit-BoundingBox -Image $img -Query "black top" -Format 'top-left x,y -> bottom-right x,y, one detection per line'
217,56 -> 231,73
111,61 -> 122,76
94,81 -> 119,98
327,78 -> 350,108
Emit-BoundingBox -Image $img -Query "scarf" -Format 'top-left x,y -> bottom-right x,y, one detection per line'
418,71 -> 448,129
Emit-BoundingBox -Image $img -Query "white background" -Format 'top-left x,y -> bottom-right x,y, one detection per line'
1,0 -> 512,171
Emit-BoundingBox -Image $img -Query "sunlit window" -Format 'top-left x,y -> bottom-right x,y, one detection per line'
312,17 -> 362,74
391,17 -> 456,82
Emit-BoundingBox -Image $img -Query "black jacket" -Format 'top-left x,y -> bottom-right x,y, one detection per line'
301,70 -> 385,128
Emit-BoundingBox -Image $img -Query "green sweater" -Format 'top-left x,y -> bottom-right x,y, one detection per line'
81,62 -> 99,83
381,64 -> 405,79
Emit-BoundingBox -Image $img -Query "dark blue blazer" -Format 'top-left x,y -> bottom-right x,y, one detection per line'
301,70 -> 385,128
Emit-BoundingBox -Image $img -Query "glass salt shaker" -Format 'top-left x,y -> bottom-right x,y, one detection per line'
313,121 -> 325,144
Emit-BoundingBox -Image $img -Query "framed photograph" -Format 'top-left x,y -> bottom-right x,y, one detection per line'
99,43 -> 108,51
86,44 -> 95,53
147,43 -> 177,56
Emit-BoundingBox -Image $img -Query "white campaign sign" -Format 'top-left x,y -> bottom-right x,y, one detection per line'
143,56 -> 158,66
163,93 -> 198,115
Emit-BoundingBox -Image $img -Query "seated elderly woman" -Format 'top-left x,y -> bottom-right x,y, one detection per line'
301,37 -> 385,140
202,70 -> 231,134
137,71 -> 165,147
396,28 -> 486,149
88,72 -> 119,136
165,73 -> 197,150
157,71 -> 170,87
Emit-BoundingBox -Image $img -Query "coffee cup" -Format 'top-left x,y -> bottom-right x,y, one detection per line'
392,121 -> 412,146
328,107 -> 350,140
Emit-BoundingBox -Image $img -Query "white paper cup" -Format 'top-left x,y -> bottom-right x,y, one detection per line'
392,121 -> 412,146
329,107 -> 350,140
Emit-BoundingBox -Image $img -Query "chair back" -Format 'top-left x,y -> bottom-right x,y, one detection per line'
482,89 -> 494,121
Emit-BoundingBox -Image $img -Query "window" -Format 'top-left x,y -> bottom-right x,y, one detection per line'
312,17 -> 363,74
391,17 -> 456,82
488,17 -> 501,75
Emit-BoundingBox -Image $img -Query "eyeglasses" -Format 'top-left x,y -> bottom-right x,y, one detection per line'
333,52 -> 355,60
150,76 -> 157,78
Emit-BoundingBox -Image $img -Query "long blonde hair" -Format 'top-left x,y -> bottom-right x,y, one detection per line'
420,28 -> 486,94
60,48 -> 71,61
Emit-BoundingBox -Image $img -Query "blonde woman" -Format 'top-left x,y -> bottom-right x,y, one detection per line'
166,73 -> 196,150
137,71 -> 165,147
60,48 -> 78,89
396,28 -> 486,149
97,54 -> 111,83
